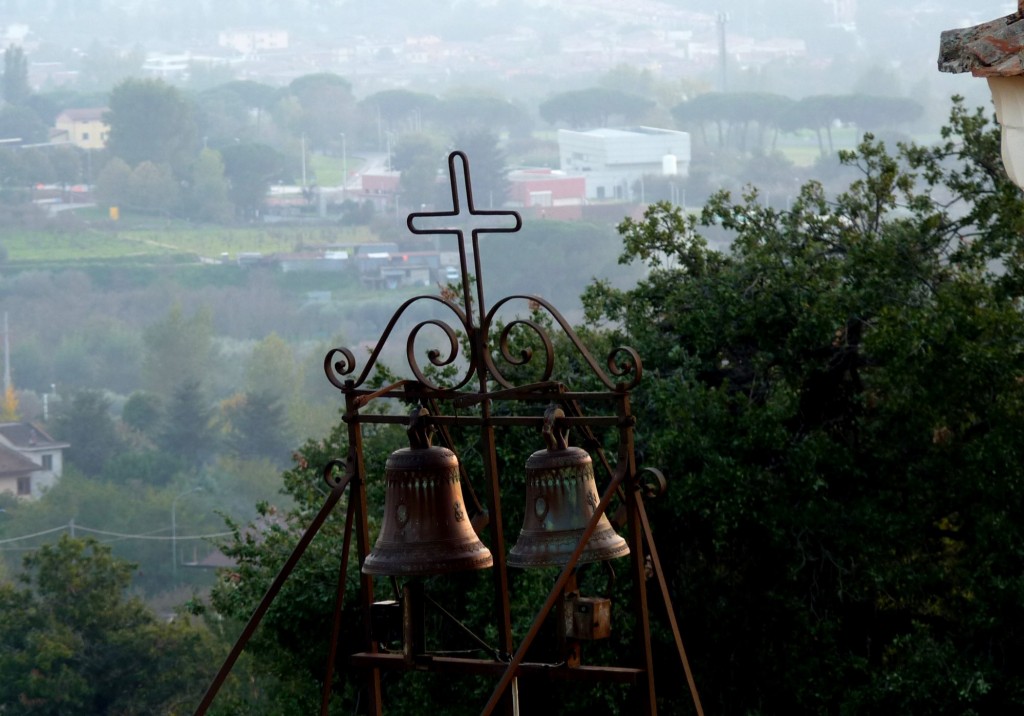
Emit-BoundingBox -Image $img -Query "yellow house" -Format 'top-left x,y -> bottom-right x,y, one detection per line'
54,107 -> 109,150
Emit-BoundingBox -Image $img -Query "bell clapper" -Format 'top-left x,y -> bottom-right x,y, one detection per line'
401,579 -> 428,666
555,572 -> 583,669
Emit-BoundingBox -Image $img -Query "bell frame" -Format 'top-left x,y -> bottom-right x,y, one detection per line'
194,152 -> 704,716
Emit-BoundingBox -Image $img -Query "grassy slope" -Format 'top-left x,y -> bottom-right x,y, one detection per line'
0,223 -> 379,265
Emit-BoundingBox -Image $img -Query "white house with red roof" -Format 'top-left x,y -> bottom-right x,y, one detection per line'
0,422 -> 67,499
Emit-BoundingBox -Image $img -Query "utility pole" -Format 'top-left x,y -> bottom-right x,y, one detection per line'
3,312 -> 9,396
172,487 -> 203,582
717,12 -> 729,93
340,131 -> 347,199
301,135 -> 307,189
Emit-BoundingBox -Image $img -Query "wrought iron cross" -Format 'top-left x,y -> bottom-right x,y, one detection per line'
406,151 -> 521,328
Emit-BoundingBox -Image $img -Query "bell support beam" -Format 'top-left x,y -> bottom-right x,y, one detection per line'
635,486 -> 705,716
343,411 -> 627,429
197,151 -> 704,715
346,387 -> 384,714
479,462 -> 630,716
473,322 -> 516,716
348,653 -> 643,682
194,459 -> 363,716
321,481 -> 358,715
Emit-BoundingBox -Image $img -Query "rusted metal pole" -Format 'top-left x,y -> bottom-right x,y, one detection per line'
346,388 -> 383,714
479,465 -> 629,716
194,461 -> 354,716
619,392 -> 656,714
473,318 -> 515,716
321,492 -> 357,715
635,492 -> 705,716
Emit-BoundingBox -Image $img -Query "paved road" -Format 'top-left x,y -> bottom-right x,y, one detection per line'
343,151 -> 390,191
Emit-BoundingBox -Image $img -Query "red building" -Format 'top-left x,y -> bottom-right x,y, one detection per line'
358,172 -> 401,210
507,169 -> 586,220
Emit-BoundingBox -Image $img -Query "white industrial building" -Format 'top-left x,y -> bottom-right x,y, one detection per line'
557,127 -> 691,201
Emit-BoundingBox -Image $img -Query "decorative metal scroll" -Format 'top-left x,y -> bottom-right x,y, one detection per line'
197,150 -> 704,716
323,151 -> 642,394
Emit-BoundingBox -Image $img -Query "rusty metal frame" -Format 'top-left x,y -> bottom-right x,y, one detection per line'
194,151 -> 703,716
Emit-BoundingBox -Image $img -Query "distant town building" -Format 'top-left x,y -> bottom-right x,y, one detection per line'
53,108 -> 109,150
358,171 -> 401,211
507,168 -> 586,220
141,53 -> 191,79
218,28 -> 289,55
0,422 -> 67,499
558,126 -> 691,201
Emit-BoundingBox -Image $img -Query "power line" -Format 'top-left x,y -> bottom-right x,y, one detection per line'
0,525 -> 66,544
0,523 -> 234,546
76,525 -> 235,541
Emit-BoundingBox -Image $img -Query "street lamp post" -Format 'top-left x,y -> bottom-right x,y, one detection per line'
340,132 -> 347,199
172,487 -> 203,582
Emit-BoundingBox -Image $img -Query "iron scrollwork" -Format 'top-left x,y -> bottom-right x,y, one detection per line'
322,150 -> 643,396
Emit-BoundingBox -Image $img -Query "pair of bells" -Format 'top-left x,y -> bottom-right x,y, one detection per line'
362,411 -> 629,577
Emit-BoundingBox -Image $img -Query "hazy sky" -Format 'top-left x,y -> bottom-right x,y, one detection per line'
2,0 -> 1015,113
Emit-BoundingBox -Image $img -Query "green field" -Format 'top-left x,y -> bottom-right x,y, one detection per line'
776,128 -> 862,167
0,223 -> 379,264
309,153 -> 364,186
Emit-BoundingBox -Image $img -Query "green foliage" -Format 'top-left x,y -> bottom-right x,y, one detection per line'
51,390 -> 125,477
2,44 -> 29,106
480,218 -> 645,312
122,390 -> 163,439
51,317 -> 143,395
453,128 -> 508,208
187,148 -> 233,223
94,156 -> 131,209
581,98 -> 1024,713
48,146 -> 82,186
283,73 -> 355,150
102,449 -> 181,487
107,78 -> 198,172
158,379 -> 217,470
361,89 -> 438,133
142,304 -> 216,397
675,92 -> 923,157
245,332 -> 299,402
223,390 -> 294,467
0,536 -> 215,714
208,418 -> 403,714
126,160 -> 180,215
0,105 -> 46,144
220,142 -> 285,220
106,78 -> 198,173
539,87 -> 655,128
673,91 -> 795,152
432,94 -> 530,137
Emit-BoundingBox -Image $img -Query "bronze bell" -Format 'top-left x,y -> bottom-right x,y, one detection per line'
363,408 -> 493,577
508,409 -> 629,569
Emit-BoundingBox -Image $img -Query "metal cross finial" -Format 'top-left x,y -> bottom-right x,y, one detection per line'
406,151 -> 521,328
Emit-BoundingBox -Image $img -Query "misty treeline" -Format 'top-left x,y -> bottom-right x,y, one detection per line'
187,99 -> 1024,714
0,211 -> 636,596
0,44 -> 933,222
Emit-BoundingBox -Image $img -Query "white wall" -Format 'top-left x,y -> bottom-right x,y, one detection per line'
558,127 -> 691,200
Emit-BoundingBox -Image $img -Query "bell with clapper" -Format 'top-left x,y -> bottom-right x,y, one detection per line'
362,405 -> 493,577
508,407 -> 629,569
